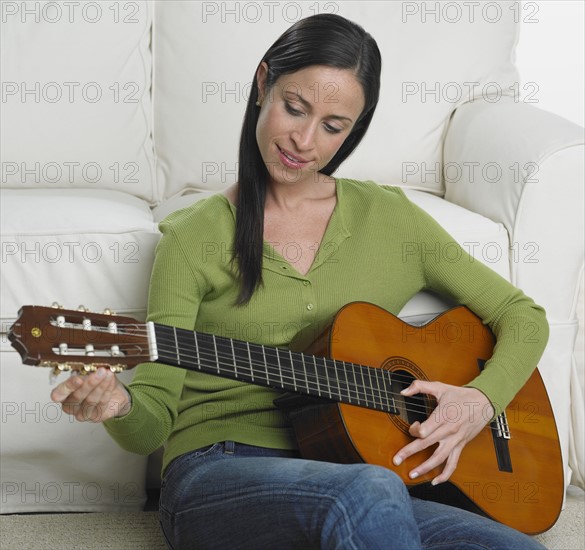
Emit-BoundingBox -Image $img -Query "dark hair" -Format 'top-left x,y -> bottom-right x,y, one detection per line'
234,13 -> 382,304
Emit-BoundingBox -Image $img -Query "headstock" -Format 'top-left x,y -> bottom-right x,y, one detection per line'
8,304 -> 150,375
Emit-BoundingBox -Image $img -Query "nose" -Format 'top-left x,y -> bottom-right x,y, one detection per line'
290,119 -> 317,151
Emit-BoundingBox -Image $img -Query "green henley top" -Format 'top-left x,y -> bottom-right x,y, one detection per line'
103,179 -> 549,475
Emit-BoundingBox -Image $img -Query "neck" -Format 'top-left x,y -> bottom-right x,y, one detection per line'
265,175 -> 336,211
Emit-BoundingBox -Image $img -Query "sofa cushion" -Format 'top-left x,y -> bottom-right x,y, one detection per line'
153,1 -> 520,198
398,188 -> 511,322
0,189 -> 160,327
1,1 -> 157,203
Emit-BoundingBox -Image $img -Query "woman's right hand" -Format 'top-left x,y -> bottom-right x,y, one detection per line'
50,367 -> 131,423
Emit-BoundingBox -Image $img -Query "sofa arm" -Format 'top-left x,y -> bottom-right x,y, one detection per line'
443,96 -> 585,490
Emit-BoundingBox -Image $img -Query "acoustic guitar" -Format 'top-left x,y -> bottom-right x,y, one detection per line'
8,302 -> 563,534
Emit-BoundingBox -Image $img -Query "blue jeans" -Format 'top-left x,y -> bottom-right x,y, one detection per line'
159,441 -> 545,550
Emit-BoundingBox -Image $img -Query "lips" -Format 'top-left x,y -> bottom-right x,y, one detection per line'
277,145 -> 310,168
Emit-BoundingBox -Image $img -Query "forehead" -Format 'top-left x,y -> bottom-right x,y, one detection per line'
275,65 -> 365,114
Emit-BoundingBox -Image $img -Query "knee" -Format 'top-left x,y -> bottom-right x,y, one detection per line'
321,465 -> 420,548
334,464 -> 412,517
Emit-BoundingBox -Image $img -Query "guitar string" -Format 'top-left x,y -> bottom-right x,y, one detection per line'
33,322 -> 502,421
40,321 -> 442,409
154,336 -> 499,422
24,321 -> 497,418
40,320 -> 481,391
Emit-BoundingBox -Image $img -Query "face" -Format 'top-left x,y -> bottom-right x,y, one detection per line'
255,64 -> 366,187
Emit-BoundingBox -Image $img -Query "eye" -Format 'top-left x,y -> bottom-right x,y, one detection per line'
284,102 -> 303,116
324,123 -> 343,134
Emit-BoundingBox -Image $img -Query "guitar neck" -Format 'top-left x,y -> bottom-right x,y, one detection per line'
152,323 -> 399,414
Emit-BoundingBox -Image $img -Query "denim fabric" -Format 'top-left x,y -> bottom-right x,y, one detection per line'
159,441 -> 545,550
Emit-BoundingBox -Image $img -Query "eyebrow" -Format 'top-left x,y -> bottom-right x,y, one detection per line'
284,90 -> 354,124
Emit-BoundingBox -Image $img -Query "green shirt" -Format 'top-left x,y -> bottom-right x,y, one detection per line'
103,179 -> 549,475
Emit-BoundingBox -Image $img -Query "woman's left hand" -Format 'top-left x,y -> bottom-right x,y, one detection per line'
392,380 -> 494,485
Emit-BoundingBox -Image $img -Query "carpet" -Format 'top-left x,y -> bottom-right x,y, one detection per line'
1,487 -> 583,550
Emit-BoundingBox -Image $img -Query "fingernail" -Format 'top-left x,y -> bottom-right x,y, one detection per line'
393,456 -> 402,466
431,479 -> 439,486
96,369 -> 105,378
409,471 -> 419,479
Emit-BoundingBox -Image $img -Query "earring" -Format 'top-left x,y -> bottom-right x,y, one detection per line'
256,100 -> 261,107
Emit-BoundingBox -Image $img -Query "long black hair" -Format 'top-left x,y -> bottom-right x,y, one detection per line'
234,13 -> 382,304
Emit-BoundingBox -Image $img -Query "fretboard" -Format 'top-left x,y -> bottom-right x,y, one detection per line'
153,324 -> 399,414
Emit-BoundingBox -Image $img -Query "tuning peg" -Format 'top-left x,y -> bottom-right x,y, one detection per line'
51,302 -> 63,309
77,305 -> 88,312
103,308 -> 112,315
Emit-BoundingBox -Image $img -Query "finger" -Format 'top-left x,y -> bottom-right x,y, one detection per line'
409,419 -> 437,439
74,372 -> 117,422
411,404 -> 460,439
50,374 -> 84,402
431,445 -> 463,485
392,428 -> 440,467
399,379 -> 423,396
405,441 -> 452,480
400,379 -> 443,398
60,369 -> 112,416
65,368 -> 111,402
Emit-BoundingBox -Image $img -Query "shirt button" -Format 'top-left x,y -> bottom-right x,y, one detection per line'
306,303 -> 314,311
303,281 -> 310,286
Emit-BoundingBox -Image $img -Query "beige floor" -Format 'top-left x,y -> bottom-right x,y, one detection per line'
0,487 -> 583,550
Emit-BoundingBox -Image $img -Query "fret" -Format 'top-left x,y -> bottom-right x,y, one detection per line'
332,359 -> 341,401
307,355 -> 321,397
340,361 -> 351,403
231,339 -> 254,383
300,353 -> 310,394
351,363 -> 367,405
262,347 -> 285,391
212,335 -> 220,374
289,350 -> 297,392
389,371 -> 397,411
276,348 -> 284,388
322,357 -> 332,399
373,368 -> 383,409
350,362 -> 361,406
194,331 -> 200,369
362,367 -> 376,405
380,368 -> 390,410
291,351 -> 309,393
247,341 -> 270,386
260,344 -> 268,384
366,366 -> 374,408
357,365 -> 370,406
173,327 -> 180,366
230,339 -> 238,380
276,348 -> 294,391
313,355 -> 321,397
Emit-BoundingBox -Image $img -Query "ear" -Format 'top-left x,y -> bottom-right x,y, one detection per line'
255,61 -> 269,103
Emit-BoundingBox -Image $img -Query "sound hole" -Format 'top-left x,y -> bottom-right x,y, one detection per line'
392,369 -> 428,426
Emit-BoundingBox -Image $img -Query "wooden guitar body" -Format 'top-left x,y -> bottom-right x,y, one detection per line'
277,302 -> 563,535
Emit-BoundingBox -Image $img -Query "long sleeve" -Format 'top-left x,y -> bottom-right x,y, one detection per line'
404,196 -> 550,416
103,218 -> 202,455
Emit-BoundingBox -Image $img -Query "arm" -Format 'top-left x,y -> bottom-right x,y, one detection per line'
393,194 -> 550,483
52,218 -> 202,456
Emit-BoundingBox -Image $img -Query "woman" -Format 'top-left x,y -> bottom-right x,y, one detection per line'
51,14 -> 548,549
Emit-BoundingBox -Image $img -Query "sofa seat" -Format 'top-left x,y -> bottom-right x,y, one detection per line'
0,189 -> 160,324
0,188 -> 163,512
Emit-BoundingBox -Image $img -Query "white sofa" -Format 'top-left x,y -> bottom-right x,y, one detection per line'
1,0 -> 583,542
